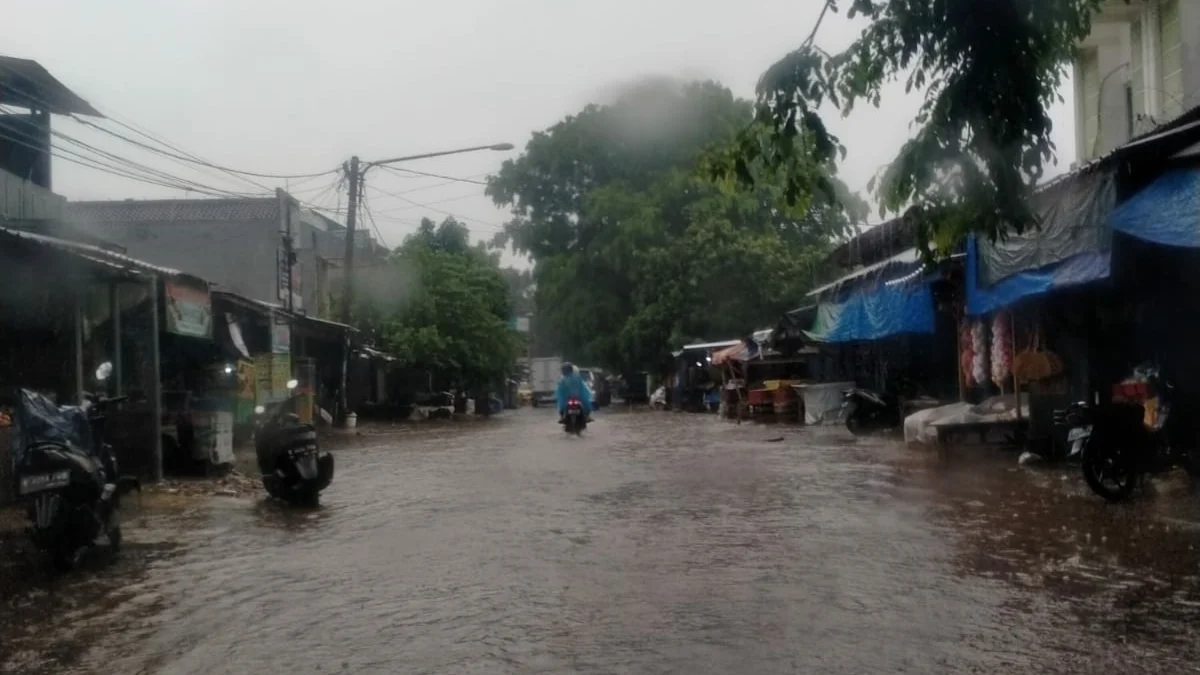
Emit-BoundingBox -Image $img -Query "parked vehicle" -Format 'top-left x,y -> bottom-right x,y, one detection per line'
12,361 -> 140,572
840,387 -> 902,434
1052,400 -> 1092,462
561,396 -> 587,435
254,379 -> 334,506
1065,364 -> 1200,502
577,367 -> 612,408
527,357 -> 564,407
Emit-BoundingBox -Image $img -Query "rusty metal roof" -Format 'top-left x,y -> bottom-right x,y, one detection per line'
66,197 -> 279,224
0,57 -> 102,117
0,225 -> 206,282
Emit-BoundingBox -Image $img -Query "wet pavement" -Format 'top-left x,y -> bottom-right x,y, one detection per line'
3,408 -> 1200,674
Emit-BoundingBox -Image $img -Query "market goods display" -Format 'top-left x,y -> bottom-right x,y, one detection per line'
971,320 -> 988,386
990,311 -> 1012,387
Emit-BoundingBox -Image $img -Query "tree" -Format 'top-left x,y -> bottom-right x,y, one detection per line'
727,0 -> 1103,254
489,79 -> 859,372
353,217 -> 522,390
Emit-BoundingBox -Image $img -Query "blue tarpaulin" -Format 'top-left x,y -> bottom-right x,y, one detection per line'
1109,167 -> 1200,248
807,281 -> 935,343
965,233 -> 1110,316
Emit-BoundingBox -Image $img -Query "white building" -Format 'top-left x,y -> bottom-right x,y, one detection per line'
1073,0 -> 1197,162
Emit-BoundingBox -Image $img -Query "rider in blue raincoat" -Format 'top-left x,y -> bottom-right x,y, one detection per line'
555,362 -> 593,421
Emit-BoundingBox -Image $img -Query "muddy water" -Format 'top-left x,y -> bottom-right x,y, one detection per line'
3,409 -> 1200,674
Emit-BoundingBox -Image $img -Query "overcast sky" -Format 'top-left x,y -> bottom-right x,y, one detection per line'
4,0 -> 1077,258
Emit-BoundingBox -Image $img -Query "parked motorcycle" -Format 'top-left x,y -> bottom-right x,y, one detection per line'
253,379 -> 334,506
841,388 -> 901,435
12,361 -> 141,572
560,396 -> 587,435
1061,364 -> 1200,502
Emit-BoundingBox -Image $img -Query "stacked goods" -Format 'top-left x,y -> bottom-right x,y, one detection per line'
960,323 -> 975,385
971,320 -> 988,386
990,312 -> 1012,388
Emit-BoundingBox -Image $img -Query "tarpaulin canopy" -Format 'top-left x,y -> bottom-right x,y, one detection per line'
965,233 -> 1110,316
976,168 -> 1115,286
806,281 -> 935,343
709,329 -> 774,365
1109,167 -> 1200,247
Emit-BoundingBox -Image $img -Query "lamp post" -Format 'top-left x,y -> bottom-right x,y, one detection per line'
339,142 -> 513,324
337,142 -> 513,424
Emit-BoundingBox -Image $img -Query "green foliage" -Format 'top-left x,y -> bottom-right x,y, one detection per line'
353,217 -> 522,386
489,79 -> 856,372
729,0 -> 1103,256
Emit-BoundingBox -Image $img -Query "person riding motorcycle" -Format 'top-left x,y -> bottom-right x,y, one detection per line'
556,362 -> 593,422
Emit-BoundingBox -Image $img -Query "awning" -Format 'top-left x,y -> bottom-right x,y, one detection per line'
1108,167 -> 1200,248
806,249 -> 922,298
806,280 -> 935,343
965,233 -> 1110,316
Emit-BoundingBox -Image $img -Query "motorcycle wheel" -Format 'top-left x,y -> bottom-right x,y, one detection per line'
51,544 -> 79,573
1081,437 -> 1139,503
844,404 -> 866,435
288,486 -> 320,508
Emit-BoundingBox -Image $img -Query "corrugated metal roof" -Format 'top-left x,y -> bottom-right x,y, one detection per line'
66,197 -> 278,224
0,56 -> 102,117
0,225 -> 196,280
806,248 -> 921,297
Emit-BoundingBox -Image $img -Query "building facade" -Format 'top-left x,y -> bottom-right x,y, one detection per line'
1074,0 -> 1198,162
65,191 -> 383,320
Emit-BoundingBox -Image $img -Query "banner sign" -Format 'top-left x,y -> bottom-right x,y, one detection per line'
164,280 -> 212,338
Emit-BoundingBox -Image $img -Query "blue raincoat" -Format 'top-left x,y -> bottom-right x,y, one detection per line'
555,373 -> 593,415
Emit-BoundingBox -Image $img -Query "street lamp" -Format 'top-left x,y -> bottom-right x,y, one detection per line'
340,141 -> 513,322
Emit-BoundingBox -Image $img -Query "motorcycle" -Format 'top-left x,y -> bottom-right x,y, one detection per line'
253,378 -> 334,506
1062,364 -> 1200,502
12,361 -> 141,572
561,396 -> 587,435
1052,400 -> 1093,462
841,387 -> 901,435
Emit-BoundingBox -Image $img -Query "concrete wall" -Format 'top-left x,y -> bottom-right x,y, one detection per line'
91,218 -> 280,303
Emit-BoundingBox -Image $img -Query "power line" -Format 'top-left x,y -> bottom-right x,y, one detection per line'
378,164 -> 490,185
372,189 -> 491,215
365,184 -> 505,230
360,188 -> 389,250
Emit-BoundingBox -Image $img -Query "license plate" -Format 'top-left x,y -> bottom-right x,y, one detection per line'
1067,426 -> 1092,442
19,470 -> 70,495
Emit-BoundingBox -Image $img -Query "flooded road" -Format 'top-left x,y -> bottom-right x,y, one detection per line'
4,408 -> 1200,674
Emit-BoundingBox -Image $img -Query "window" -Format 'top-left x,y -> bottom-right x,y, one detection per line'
1158,0 -> 1184,119
1130,18 -> 1146,125
1079,49 -> 1102,159
1126,83 -> 1135,139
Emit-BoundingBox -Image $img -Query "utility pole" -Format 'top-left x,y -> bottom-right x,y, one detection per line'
341,156 -> 361,324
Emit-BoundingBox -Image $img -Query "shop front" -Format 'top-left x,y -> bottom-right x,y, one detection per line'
0,227 -> 165,500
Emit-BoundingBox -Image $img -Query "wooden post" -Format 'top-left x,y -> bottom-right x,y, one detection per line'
110,282 -> 123,396
956,315 -> 966,403
1011,311 -> 1021,422
149,276 -> 163,482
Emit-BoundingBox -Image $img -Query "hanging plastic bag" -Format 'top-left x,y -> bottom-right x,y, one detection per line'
971,320 -> 988,386
990,311 -> 1012,388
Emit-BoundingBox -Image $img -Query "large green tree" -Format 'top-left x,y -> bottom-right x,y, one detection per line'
489,79 -> 860,372
729,0 -> 1103,254
353,217 -> 522,388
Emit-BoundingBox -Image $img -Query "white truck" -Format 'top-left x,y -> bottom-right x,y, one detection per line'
527,357 -> 564,407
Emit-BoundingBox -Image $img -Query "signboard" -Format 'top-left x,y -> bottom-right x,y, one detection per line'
271,312 -> 291,354
270,354 -> 292,394
254,354 -> 274,404
515,315 -> 531,333
277,247 -> 303,311
235,359 -> 255,401
164,280 -> 212,338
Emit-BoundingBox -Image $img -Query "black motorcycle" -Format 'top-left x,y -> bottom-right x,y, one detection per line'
561,396 -> 587,435
12,361 -> 140,572
841,388 -> 901,435
253,379 -> 334,506
1066,365 -> 1200,502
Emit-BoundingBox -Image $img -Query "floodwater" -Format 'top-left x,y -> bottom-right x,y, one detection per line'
3,408 -> 1200,674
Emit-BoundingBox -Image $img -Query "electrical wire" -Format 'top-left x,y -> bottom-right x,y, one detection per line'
377,164 -> 489,185
359,188 -> 389,250
365,183 -> 505,230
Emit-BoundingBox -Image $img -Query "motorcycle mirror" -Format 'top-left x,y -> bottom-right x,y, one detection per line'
254,404 -> 266,414
95,361 -> 114,382
286,379 -> 299,390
